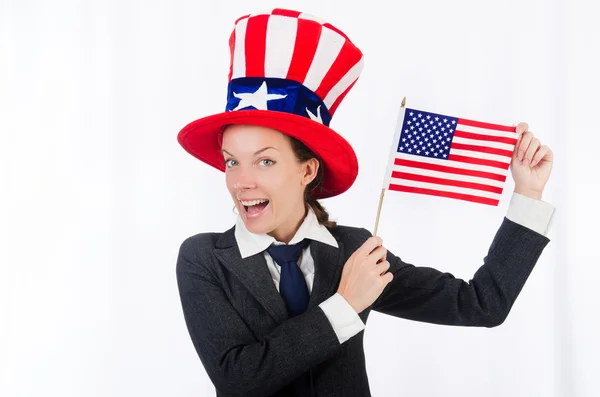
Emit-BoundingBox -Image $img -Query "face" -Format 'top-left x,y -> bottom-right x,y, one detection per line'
221,124 -> 319,242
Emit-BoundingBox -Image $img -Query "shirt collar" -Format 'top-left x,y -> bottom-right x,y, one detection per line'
234,205 -> 339,258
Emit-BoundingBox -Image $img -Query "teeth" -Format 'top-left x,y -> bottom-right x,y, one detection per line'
240,199 -> 269,206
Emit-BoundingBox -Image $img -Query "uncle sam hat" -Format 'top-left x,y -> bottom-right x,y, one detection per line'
177,8 -> 364,199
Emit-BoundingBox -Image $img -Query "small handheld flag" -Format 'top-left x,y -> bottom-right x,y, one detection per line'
373,98 -> 517,236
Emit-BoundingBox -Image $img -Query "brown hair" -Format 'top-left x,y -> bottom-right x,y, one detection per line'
287,136 -> 337,229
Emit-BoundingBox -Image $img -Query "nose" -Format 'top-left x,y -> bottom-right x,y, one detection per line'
232,165 -> 257,191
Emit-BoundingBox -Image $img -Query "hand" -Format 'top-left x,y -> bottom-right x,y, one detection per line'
337,236 -> 393,314
510,122 -> 554,200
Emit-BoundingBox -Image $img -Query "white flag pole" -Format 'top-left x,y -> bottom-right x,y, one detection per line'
373,97 -> 407,237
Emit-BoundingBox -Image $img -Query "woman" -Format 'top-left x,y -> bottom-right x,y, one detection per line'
175,8 -> 555,397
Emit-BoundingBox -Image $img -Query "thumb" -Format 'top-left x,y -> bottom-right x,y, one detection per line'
512,133 -> 521,161
512,124 -> 524,161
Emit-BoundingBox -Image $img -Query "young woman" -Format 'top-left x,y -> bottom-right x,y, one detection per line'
175,8 -> 555,397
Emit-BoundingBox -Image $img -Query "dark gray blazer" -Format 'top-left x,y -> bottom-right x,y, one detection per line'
176,216 -> 550,397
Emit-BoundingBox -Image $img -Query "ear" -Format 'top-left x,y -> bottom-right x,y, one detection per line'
301,158 -> 319,187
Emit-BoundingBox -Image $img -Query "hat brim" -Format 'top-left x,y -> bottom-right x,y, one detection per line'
177,110 -> 358,199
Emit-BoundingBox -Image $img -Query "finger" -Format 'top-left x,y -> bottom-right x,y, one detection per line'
523,137 -> 540,166
365,246 -> 387,266
375,260 -> 391,276
383,272 -> 394,284
512,133 -> 522,161
356,236 -> 383,260
531,145 -> 549,167
515,122 -> 529,137
516,131 -> 533,161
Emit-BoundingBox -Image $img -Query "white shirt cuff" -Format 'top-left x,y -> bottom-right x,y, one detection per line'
506,191 -> 556,236
319,293 -> 365,344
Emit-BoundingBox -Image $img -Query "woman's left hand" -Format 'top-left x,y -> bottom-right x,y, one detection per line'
510,122 -> 554,200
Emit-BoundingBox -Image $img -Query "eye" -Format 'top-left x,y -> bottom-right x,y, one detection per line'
224,159 -> 237,168
259,159 -> 274,167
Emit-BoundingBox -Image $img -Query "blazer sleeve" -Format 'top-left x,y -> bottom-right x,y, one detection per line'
370,216 -> 551,327
175,237 -> 342,397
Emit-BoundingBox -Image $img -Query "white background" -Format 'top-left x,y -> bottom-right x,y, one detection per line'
1,0 -> 598,396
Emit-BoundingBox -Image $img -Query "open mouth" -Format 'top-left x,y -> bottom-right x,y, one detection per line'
241,199 -> 270,218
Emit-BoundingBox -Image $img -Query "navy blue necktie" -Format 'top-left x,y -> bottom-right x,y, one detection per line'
266,239 -> 311,318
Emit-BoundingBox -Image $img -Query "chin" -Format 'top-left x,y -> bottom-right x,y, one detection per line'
244,221 -> 274,235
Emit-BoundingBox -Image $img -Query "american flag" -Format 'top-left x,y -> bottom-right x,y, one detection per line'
383,107 -> 518,206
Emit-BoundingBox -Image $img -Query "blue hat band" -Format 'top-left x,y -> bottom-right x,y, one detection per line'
225,77 -> 332,127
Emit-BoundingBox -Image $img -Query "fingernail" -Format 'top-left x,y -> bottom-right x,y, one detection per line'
523,158 -> 530,166
518,151 -> 524,160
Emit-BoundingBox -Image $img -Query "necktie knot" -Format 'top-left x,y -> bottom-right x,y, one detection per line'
266,239 -> 310,267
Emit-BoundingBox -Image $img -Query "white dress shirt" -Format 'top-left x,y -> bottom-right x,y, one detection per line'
233,191 -> 555,345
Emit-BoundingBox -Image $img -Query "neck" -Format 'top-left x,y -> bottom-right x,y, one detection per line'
268,203 -> 308,244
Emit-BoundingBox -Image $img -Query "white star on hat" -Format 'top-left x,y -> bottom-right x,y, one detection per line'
306,105 -> 324,124
232,81 -> 287,111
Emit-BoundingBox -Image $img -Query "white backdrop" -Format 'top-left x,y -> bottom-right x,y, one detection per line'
1,0 -> 598,396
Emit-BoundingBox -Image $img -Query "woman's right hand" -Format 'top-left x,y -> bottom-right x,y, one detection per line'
336,236 -> 393,314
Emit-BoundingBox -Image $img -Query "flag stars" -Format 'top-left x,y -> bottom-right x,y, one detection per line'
400,109 -> 457,161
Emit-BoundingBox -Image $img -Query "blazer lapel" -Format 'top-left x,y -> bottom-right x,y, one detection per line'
307,238 -> 346,311
213,225 -> 347,324
214,226 -> 289,324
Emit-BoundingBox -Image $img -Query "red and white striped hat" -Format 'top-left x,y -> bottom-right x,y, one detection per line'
177,8 -> 364,199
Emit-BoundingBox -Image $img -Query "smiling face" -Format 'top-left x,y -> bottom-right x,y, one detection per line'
221,124 -> 319,243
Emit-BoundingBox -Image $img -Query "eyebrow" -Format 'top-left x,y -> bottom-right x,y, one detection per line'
221,147 -> 278,156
